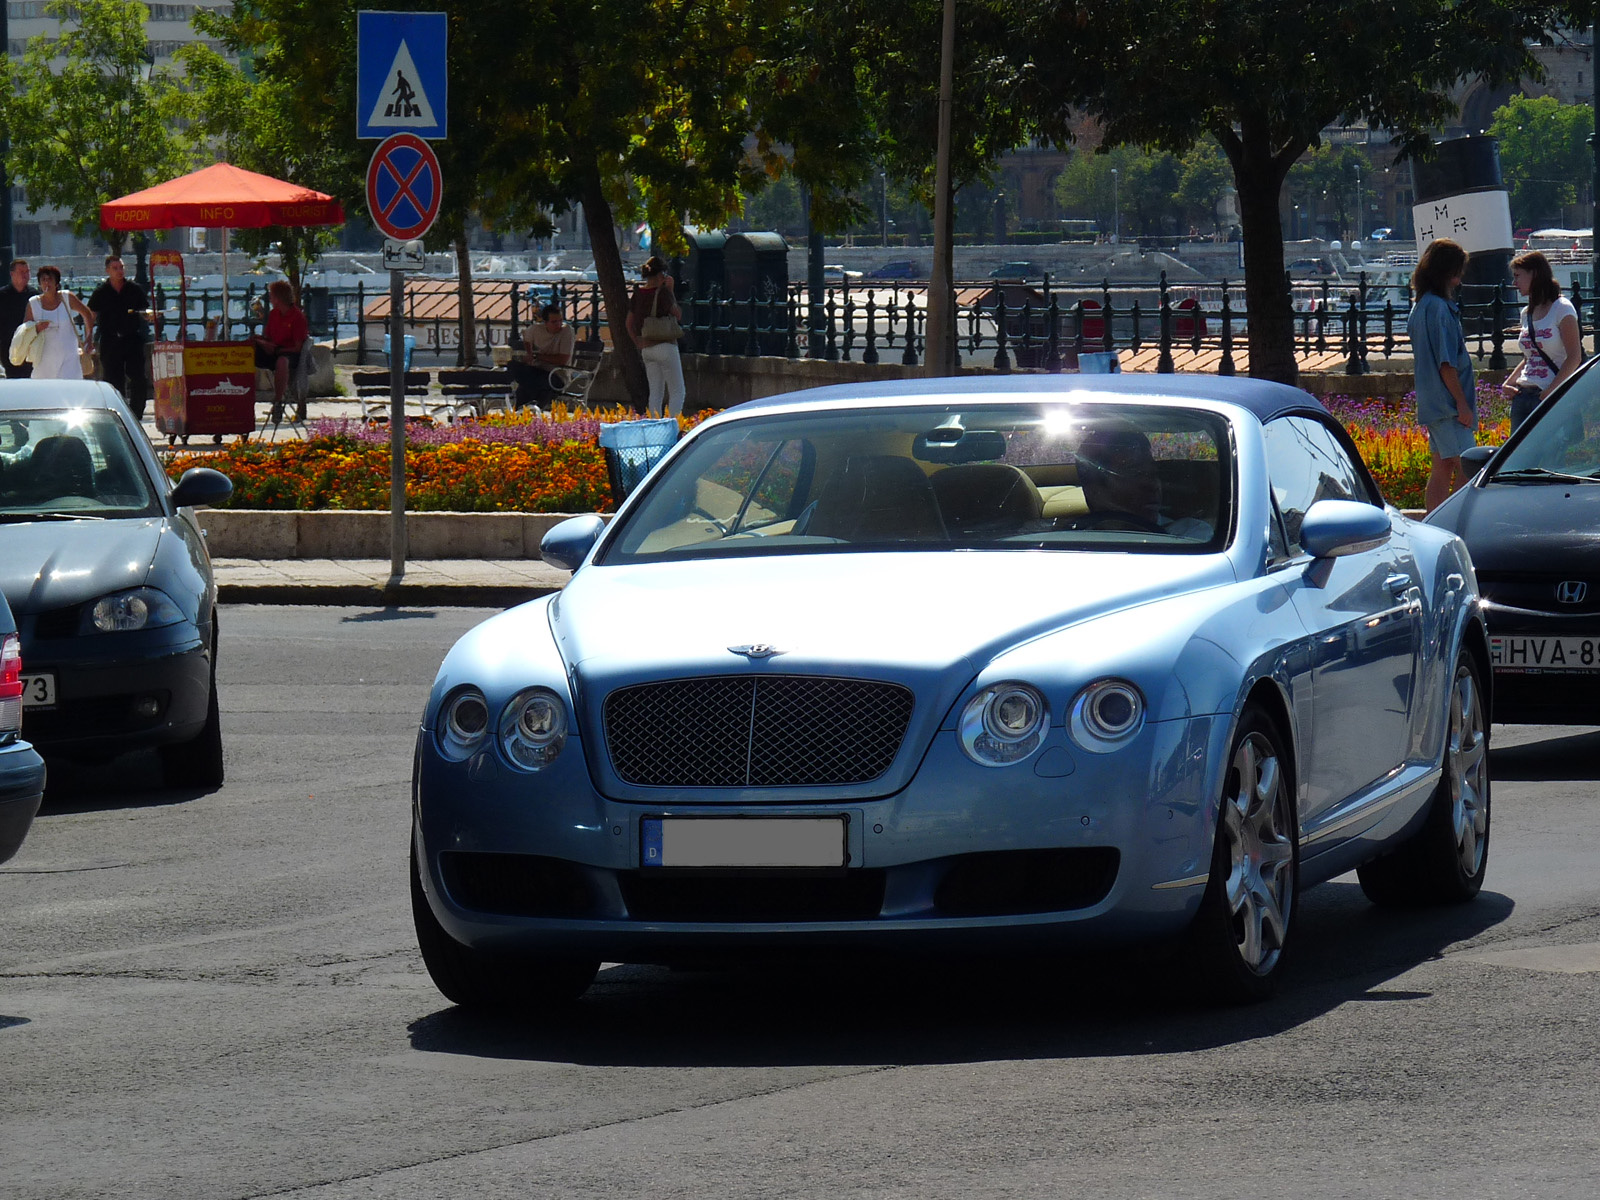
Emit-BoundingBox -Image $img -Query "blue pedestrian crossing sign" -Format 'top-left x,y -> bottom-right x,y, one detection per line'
357,11 -> 448,140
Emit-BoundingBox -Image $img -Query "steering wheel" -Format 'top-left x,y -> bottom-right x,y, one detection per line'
689,505 -> 730,536
1064,509 -> 1168,535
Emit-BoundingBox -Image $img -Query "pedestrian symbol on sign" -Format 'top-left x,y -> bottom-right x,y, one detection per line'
366,40 -> 438,131
385,70 -> 420,119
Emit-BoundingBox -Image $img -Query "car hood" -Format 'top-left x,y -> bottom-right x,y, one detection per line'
556,549 -> 1233,693
1429,481 -> 1600,574
0,517 -> 164,613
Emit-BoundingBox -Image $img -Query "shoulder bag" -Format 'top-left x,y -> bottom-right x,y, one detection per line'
640,285 -> 684,342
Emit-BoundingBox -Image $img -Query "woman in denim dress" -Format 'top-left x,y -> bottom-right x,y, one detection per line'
1406,239 -> 1476,513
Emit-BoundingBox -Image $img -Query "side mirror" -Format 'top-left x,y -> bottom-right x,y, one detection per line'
1299,499 -> 1391,559
541,514 -> 606,572
169,467 -> 233,509
1460,444 -> 1496,475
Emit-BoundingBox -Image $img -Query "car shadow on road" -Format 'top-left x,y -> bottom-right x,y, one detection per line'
1490,726 -> 1600,781
36,752 -> 216,814
406,883 -> 1513,1069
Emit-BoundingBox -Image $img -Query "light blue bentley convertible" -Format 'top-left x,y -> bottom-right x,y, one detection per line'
411,376 -> 1490,1006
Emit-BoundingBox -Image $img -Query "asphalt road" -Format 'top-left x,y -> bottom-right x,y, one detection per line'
4,605 -> 1600,1199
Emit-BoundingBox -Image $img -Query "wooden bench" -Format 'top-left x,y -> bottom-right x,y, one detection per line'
352,370 -> 445,423
437,368 -> 517,419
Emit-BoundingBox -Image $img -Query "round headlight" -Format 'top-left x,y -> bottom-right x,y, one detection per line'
1069,679 -> 1145,752
499,687 -> 568,771
92,593 -> 151,632
959,682 -> 1048,767
437,687 -> 489,761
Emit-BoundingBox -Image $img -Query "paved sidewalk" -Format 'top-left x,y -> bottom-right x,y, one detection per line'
212,558 -> 570,607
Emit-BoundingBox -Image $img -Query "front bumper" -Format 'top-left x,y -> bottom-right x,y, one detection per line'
0,739 -> 46,864
413,715 -> 1229,960
18,632 -> 211,758
1483,601 -> 1600,724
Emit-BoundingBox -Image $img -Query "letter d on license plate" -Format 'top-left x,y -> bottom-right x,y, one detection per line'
642,817 -> 848,868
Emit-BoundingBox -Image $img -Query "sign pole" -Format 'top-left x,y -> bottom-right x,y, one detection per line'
389,269 -> 406,580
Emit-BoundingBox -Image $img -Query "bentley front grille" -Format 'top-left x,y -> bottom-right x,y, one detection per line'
602,675 -> 914,788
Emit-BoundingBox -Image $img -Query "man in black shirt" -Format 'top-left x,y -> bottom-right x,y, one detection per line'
0,259 -> 38,379
88,255 -> 150,418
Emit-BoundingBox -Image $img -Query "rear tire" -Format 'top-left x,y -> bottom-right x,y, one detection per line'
158,664 -> 224,789
410,836 -> 598,1011
1357,650 -> 1490,907
1182,705 -> 1298,1004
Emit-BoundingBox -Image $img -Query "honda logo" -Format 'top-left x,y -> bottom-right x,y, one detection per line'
1556,580 -> 1589,605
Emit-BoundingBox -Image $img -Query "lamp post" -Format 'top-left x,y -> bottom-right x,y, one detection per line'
1293,203 -> 1301,241
133,47 -> 156,289
1593,12 -> 1599,286
881,171 -> 889,247
1111,168 -> 1120,243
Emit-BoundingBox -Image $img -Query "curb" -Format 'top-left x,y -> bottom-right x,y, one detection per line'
217,580 -> 562,607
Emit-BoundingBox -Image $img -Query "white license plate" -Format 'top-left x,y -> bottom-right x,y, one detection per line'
642,817 -> 848,868
1490,636 -> 1600,673
19,673 -> 55,708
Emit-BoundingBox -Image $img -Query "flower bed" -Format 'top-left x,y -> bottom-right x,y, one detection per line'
162,389 -> 1510,515
162,405 -> 693,513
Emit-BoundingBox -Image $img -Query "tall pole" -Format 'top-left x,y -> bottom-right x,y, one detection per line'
925,0 -> 957,376
389,269 -> 406,580
1112,168 -> 1120,243
1593,13 -> 1599,288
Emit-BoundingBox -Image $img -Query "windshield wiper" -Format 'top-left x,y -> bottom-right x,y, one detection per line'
1489,467 -> 1599,484
0,511 -> 108,522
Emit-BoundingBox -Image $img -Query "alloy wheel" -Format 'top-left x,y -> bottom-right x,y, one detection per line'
1448,664 -> 1490,878
1221,732 -> 1295,975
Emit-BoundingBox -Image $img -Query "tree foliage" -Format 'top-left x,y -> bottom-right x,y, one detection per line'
1052,141 -> 1230,237
1286,143 -> 1375,241
1024,0 -> 1585,382
0,0 -> 188,254
1490,93 -> 1594,228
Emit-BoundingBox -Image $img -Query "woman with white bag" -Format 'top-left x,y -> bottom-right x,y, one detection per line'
27,265 -> 94,381
625,256 -> 686,417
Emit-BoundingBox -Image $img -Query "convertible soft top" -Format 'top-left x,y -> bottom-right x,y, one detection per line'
730,373 -> 1329,425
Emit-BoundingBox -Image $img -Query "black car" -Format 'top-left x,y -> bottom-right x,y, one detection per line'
1427,356 -> 1600,723
0,381 -> 233,785
0,587 -> 45,862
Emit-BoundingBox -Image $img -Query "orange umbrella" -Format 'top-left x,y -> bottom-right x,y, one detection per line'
99,162 -> 344,231
100,163 -> 345,339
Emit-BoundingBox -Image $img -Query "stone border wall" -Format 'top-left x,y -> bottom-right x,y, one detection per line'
198,510 -> 595,560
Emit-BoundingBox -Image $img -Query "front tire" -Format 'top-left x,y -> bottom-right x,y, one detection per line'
410,836 -> 598,1011
159,663 -> 224,789
1182,705 -> 1298,1004
1357,650 -> 1490,907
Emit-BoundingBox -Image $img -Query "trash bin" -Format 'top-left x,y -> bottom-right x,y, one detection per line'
1079,351 -> 1122,374
383,334 -> 416,371
598,418 -> 680,503
724,232 -> 789,354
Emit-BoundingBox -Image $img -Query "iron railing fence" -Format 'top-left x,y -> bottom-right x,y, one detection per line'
145,271 -> 1587,376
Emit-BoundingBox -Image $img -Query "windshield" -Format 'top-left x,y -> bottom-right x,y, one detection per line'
1492,363 -> 1600,483
603,402 -> 1233,564
0,409 -> 161,518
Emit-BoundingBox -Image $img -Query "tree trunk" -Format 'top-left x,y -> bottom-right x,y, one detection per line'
579,171 -> 648,411
454,237 -> 478,367
1230,134 -> 1299,386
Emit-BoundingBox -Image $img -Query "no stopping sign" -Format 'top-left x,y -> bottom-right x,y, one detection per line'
366,133 -> 443,241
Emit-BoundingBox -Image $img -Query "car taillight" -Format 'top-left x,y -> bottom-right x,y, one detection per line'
0,633 -> 21,734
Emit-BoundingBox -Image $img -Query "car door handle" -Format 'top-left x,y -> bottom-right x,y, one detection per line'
1385,573 -> 1413,597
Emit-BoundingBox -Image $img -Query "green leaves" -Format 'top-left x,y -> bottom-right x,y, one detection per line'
1489,94 -> 1593,228
0,0 -> 189,251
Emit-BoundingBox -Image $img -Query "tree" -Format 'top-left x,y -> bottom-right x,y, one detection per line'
1174,138 -> 1231,235
0,0 -> 188,254
1490,93 -> 1594,228
1025,0 -> 1583,383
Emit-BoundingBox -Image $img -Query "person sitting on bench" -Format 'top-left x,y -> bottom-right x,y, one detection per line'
509,305 -> 574,409
251,281 -> 309,422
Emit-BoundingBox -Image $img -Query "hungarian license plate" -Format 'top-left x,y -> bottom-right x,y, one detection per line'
1490,636 -> 1600,673
19,673 -> 56,708
642,816 -> 848,868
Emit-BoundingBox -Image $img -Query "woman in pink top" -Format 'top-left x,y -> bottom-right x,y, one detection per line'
1501,251 -> 1582,432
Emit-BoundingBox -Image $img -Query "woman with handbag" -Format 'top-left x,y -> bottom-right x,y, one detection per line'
1500,251 -> 1582,433
625,256 -> 686,417
27,265 -> 94,381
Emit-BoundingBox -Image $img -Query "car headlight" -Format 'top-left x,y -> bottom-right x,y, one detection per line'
85,587 -> 184,633
959,682 -> 1048,766
499,687 -> 568,771
436,687 -> 490,761
1068,679 -> 1145,752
